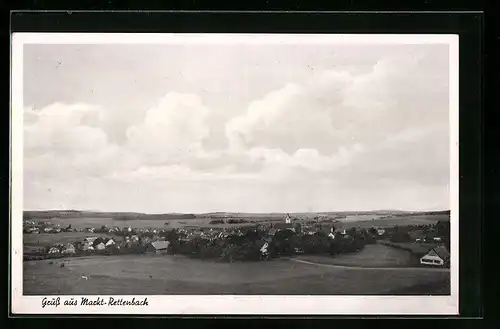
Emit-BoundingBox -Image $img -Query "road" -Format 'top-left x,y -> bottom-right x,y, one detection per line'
285,257 -> 451,273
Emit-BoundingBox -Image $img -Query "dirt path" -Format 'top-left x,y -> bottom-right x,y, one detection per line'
285,257 -> 450,272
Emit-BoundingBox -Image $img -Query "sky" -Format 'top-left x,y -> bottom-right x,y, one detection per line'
22,40 -> 451,213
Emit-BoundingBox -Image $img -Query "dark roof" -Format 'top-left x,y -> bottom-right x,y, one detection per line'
255,240 -> 268,249
432,246 -> 450,260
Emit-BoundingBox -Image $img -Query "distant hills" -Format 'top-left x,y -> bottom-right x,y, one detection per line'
23,209 -> 450,221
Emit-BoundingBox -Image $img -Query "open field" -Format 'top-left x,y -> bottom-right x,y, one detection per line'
292,244 -> 415,267
337,215 -> 450,230
23,232 -> 123,248
23,254 -> 450,295
27,212 -> 450,231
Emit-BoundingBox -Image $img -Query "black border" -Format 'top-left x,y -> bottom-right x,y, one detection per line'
8,11 -> 483,319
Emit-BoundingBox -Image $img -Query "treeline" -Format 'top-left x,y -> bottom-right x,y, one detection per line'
165,226 -> 377,262
209,218 -> 247,224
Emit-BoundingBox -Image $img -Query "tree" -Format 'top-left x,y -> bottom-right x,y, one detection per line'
390,231 -> 412,243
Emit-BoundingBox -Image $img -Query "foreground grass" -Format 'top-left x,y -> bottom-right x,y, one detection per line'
23,254 -> 450,295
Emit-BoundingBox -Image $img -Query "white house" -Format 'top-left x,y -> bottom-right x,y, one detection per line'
328,227 -> 336,239
95,242 -> 106,251
420,246 -> 450,266
377,229 -> 386,236
105,239 -> 115,247
148,240 -> 170,254
48,247 -> 60,254
62,243 -> 76,255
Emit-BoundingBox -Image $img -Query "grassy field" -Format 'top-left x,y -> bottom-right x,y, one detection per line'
337,215 -> 450,230
23,232 -> 123,248
292,244 -> 414,267
23,254 -> 450,295
30,212 -> 449,232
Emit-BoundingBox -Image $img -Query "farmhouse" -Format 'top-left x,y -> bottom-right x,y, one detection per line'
147,241 -> 170,254
420,246 -> 450,266
377,229 -> 386,236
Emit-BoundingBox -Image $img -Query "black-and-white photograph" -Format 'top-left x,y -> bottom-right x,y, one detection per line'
11,33 -> 459,314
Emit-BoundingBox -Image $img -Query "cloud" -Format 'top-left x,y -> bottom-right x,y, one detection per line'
23,103 -> 129,182
125,92 -> 211,166
224,50 -> 449,186
22,44 -> 450,212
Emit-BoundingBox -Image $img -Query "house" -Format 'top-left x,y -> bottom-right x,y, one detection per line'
95,242 -> 106,251
147,240 -> 170,254
256,240 -> 269,257
62,243 -> 76,255
420,246 -> 450,266
44,227 -> 53,233
82,243 -> 94,251
48,247 -> 60,254
377,229 -> 386,236
433,237 -> 443,242
105,238 -> 115,247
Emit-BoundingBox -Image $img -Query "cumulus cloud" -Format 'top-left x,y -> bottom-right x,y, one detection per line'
125,92 -> 211,166
224,50 -> 449,185
22,43 -> 451,212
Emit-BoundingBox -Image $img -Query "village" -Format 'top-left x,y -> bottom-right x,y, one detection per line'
23,214 -> 451,268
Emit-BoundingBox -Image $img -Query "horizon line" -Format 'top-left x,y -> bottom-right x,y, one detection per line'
23,208 -> 451,215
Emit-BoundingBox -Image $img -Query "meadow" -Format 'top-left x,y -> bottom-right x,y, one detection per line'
23,254 -> 450,295
292,243 -> 415,267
